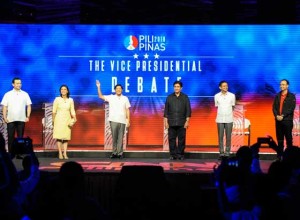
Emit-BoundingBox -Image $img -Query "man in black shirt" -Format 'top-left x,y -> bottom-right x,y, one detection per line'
272,79 -> 296,159
164,81 -> 191,160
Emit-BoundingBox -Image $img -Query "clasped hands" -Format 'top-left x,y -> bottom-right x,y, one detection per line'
276,115 -> 284,121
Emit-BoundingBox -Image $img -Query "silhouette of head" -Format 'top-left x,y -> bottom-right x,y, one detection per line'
59,161 -> 84,189
236,146 -> 253,170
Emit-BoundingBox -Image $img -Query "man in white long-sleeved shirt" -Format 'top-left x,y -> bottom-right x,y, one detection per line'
214,81 -> 236,158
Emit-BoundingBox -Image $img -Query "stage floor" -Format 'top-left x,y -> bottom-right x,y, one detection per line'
35,145 -> 276,153
12,156 -> 274,174
11,145 -> 276,174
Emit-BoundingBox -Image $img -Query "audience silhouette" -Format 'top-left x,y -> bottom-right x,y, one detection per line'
31,161 -> 110,220
112,165 -> 172,220
2,130 -> 300,220
0,133 -> 30,219
214,136 -> 300,220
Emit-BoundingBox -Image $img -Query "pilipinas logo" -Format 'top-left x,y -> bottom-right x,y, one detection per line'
124,35 -> 139,50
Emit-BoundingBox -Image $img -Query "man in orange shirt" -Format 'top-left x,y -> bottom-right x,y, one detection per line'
272,79 -> 296,159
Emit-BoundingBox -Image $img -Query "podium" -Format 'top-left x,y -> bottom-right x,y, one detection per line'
42,103 -> 56,149
293,105 -> 300,146
0,105 -> 8,151
163,127 -> 169,151
231,104 -> 248,152
104,103 -> 128,150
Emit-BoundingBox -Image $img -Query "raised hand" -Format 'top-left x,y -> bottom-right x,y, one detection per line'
96,80 -> 101,87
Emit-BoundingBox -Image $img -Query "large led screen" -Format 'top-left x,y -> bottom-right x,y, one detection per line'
0,24 -> 299,147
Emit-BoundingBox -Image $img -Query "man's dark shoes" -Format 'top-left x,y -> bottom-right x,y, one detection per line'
177,155 -> 184,160
218,153 -> 225,161
169,156 -> 177,160
110,154 -> 117,159
110,154 -> 124,159
224,153 -> 230,158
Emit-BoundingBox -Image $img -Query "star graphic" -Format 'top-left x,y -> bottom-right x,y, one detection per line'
144,53 -> 149,59
133,54 -> 139,59
154,53 -> 160,59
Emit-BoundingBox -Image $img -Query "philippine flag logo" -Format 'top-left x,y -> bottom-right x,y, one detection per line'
124,35 -> 138,50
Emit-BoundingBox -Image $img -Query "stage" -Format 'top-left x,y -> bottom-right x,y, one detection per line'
12,145 -> 277,173
11,144 -> 276,172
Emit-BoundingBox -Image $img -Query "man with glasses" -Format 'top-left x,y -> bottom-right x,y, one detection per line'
272,79 -> 296,160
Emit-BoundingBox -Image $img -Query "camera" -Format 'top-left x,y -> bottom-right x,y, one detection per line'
226,157 -> 239,167
12,137 -> 33,155
219,156 -> 239,168
17,139 -> 25,144
257,137 -> 271,144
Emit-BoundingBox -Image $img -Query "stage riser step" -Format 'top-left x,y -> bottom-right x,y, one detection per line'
34,151 -> 277,160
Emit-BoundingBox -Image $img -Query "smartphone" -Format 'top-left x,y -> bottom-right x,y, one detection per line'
17,139 -> 25,143
227,157 -> 239,167
257,137 -> 270,144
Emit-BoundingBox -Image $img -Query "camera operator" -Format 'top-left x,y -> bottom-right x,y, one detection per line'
214,144 -> 267,220
0,133 -> 30,219
263,146 -> 300,219
17,137 -> 40,195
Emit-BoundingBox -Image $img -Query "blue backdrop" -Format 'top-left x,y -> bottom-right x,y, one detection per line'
0,24 -> 299,107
